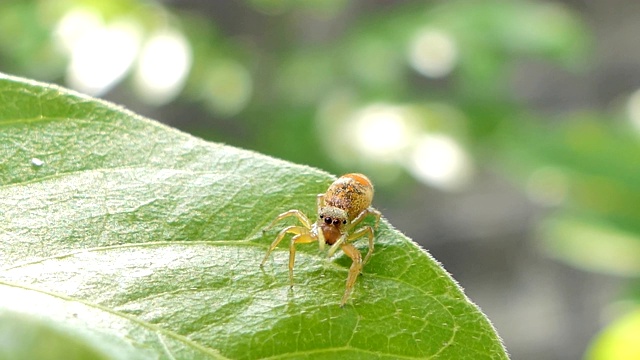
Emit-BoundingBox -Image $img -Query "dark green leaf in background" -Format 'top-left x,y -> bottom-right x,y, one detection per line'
0,74 -> 508,359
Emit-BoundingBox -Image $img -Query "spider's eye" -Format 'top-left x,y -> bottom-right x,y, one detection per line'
333,219 -> 340,225
342,220 -> 347,225
324,217 -> 332,225
319,214 -> 323,219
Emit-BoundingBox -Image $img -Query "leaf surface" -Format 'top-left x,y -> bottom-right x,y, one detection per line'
0,74 -> 508,359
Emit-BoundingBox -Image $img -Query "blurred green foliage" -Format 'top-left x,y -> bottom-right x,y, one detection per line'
0,0 -> 638,358
0,0 -> 591,175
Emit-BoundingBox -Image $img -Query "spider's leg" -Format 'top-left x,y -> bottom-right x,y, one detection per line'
327,234 -> 346,258
316,193 -> 326,209
346,225 -> 375,266
288,231 -> 316,286
339,243 -> 362,306
348,207 -> 381,231
263,210 -> 312,231
261,225 -> 308,266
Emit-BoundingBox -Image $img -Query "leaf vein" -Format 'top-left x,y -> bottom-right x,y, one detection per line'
0,280 -> 230,359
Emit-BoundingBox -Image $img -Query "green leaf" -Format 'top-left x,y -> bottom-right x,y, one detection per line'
0,73 -> 508,359
585,308 -> 640,360
0,311 -> 120,360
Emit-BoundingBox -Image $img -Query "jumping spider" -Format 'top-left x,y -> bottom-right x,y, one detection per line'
261,173 -> 381,306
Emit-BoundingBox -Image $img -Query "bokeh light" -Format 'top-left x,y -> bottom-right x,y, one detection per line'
348,104 -> 416,162
406,133 -> 472,191
408,28 -> 458,78
54,7 -> 103,54
134,29 -> 192,105
65,17 -> 142,96
201,61 -> 252,116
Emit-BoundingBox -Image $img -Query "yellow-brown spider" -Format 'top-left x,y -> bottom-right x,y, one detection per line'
261,173 -> 381,306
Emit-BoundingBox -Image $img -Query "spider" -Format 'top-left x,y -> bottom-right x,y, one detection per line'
261,173 -> 381,306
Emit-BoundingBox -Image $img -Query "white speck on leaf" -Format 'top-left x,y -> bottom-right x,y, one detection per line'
31,158 -> 44,167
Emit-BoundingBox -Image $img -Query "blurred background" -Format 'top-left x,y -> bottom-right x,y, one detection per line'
1,0 -> 639,358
